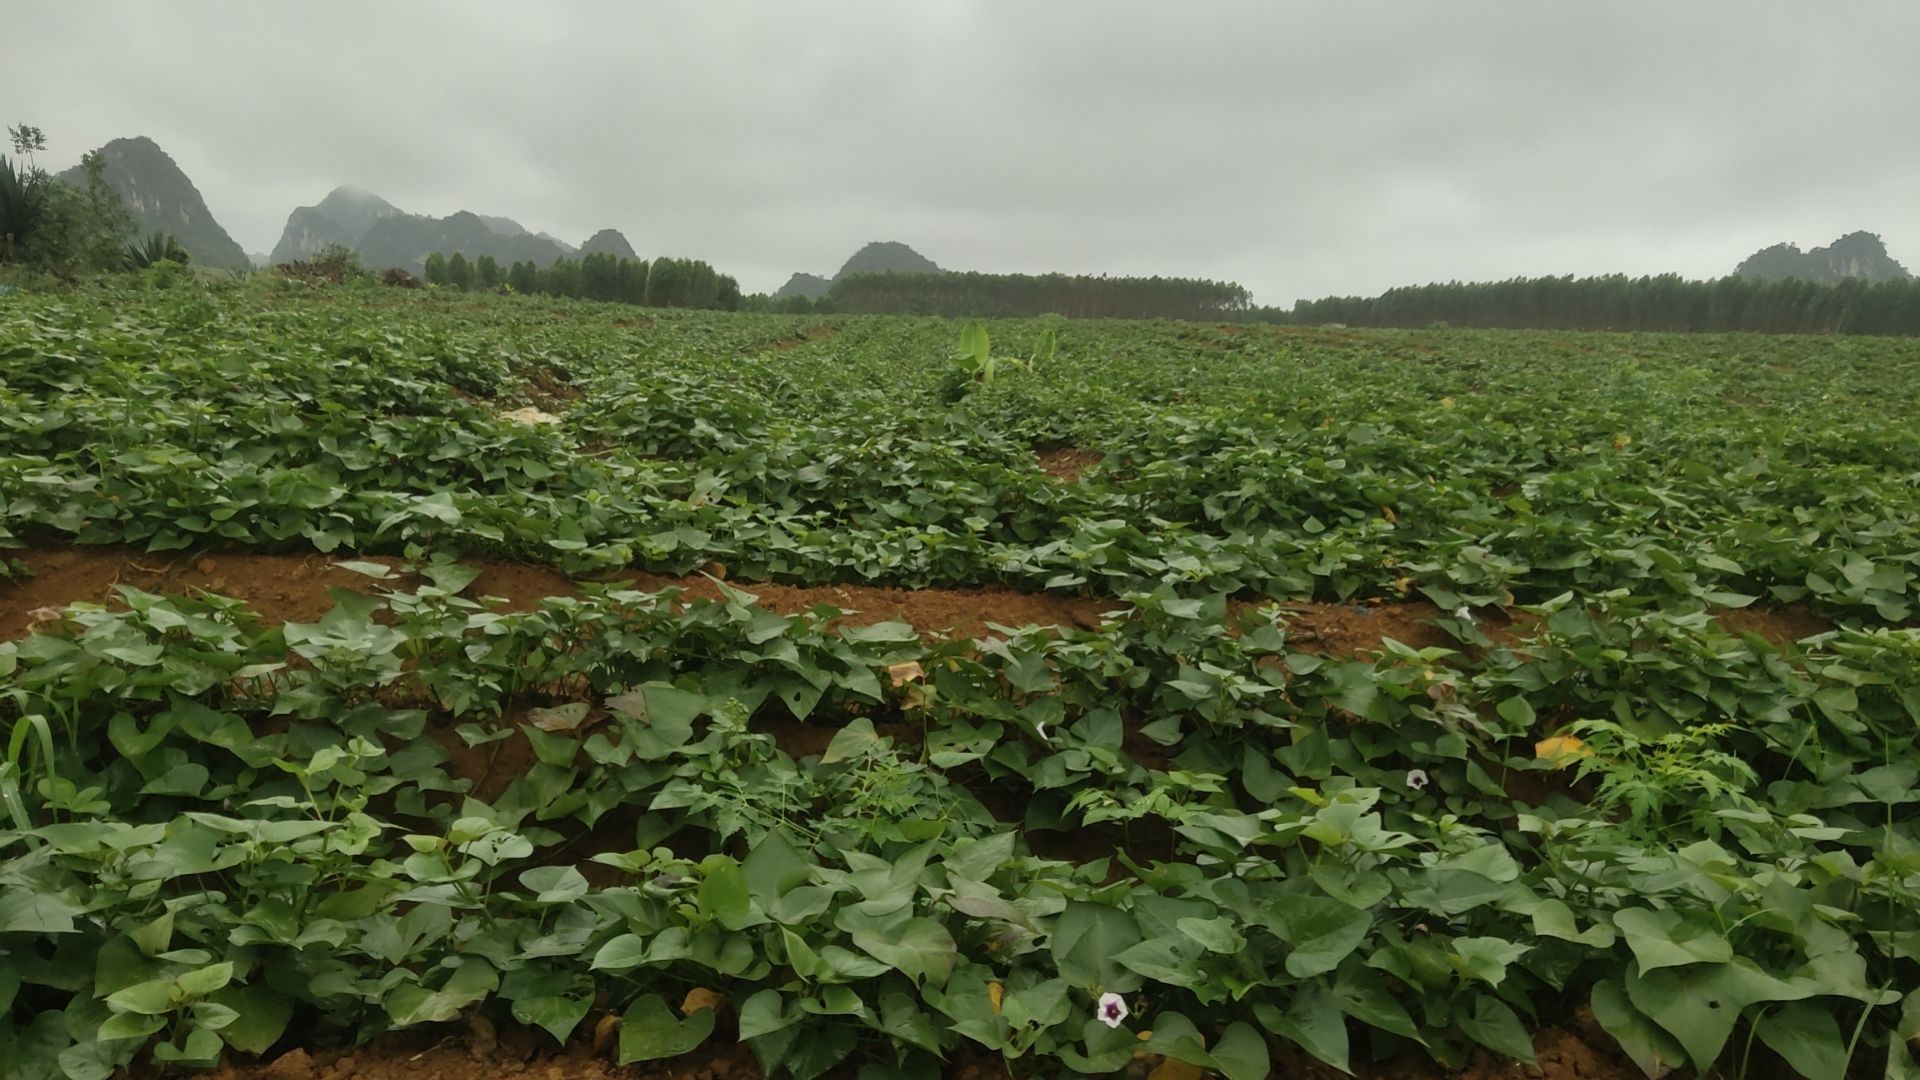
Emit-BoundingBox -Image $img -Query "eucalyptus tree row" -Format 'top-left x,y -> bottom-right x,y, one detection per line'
424,250 -> 740,310
1286,272 -> 1920,335
826,270 -> 1254,320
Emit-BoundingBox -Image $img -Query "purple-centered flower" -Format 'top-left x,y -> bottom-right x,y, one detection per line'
1405,769 -> 1430,791
1096,991 -> 1129,1028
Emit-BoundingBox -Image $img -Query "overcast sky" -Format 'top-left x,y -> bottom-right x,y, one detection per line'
8,1 -> 1919,304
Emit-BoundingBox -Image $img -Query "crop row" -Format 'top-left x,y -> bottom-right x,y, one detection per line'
1,285 -> 1917,622
2,574 -> 1917,1077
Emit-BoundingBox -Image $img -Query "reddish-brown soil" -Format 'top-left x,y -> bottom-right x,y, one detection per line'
1265,599 -> 1453,655
1034,446 -> 1103,482
749,715 -> 929,761
0,547 -> 1110,643
3,547 -> 1835,655
766,323 -> 835,351
1,548 -> 427,634
202,1036 -> 762,1080
1714,603 -> 1830,644
423,719 -> 543,805
1262,597 -> 1833,655
196,1020 -> 1638,1080
523,368 -> 584,407
626,573 -> 1115,639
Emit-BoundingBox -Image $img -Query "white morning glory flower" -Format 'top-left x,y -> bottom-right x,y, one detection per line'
1405,769 -> 1430,791
1096,992 -> 1129,1028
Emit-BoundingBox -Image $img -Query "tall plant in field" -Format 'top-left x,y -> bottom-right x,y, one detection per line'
0,125 -> 51,264
123,231 -> 189,270
1,123 -> 132,270
942,319 -> 1053,400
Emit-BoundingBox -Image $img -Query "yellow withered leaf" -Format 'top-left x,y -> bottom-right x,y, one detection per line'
987,981 -> 1004,1015
1535,734 -> 1592,767
1121,1022 -> 1152,1060
591,1013 -> 620,1053
680,987 -> 725,1016
888,661 -> 926,686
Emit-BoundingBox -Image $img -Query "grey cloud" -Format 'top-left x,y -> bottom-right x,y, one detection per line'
5,0 -> 1917,303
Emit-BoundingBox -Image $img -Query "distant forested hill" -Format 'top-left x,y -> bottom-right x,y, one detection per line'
1734,231 -> 1911,284
774,241 -> 943,299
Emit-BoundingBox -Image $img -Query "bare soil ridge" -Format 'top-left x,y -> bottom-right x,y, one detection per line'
2,547 -> 1829,653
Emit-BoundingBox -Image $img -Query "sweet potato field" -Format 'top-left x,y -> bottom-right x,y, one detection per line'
1,282 -> 1917,1080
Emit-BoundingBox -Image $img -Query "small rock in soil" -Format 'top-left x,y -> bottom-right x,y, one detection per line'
261,1048 -> 311,1080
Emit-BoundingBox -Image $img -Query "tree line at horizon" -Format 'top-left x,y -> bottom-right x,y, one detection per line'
752,270 -> 1256,320
421,249 -> 741,310
1278,272 -> 1920,336
743,265 -> 1920,336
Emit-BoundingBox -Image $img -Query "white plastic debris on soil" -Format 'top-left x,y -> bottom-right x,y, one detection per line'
497,406 -> 563,425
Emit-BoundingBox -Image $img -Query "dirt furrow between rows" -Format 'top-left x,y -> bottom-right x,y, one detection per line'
1,546 -> 1829,654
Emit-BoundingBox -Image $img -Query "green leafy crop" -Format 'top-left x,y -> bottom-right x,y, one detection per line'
1,280 -> 1917,1078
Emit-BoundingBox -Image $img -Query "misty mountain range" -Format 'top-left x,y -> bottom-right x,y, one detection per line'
268,185 -> 609,276
55,134 -> 1915,296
